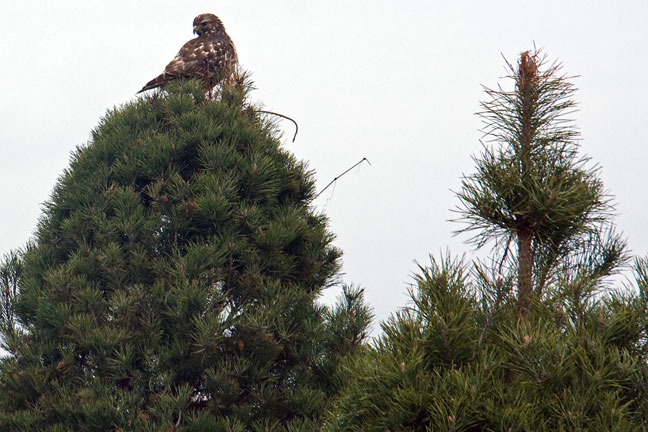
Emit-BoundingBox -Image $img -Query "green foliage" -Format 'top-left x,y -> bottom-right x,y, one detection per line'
455,50 -> 622,312
326,49 -> 646,431
0,250 -> 23,352
0,79 -> 371,431
456,51 -> 604,247
326,256 -> 648,431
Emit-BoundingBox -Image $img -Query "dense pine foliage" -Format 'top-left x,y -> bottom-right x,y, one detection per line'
0,80 -> 371,431
326,256 -> 648,431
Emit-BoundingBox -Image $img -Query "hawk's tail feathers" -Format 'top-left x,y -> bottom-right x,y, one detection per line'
137,73 -> 171,94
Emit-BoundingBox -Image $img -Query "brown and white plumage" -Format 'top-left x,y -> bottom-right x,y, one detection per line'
138,14 -> 238,93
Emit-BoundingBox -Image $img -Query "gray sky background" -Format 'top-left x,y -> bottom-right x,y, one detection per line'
1,1 -> 647,327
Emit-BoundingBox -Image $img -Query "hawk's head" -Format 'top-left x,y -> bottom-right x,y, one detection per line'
193,13 -> 225,36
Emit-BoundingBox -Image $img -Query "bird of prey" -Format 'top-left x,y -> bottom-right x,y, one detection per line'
138,13 -> 238,93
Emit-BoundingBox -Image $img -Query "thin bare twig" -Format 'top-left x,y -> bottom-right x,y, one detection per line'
498,233 -> 513,275
256,110 -> 299,142
314,158 -> 371,199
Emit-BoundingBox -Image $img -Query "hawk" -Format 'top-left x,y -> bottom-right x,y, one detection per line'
138,13 -> 238,93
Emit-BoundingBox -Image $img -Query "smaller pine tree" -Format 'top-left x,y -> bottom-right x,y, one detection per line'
455,50 -> 622,315
325,49 -> 648,431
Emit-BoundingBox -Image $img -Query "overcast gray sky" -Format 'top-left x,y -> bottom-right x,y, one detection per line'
1,1 -> 647,326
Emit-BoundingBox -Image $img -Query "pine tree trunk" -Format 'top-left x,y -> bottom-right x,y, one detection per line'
516,51 -> 538,317
517,227 -> 533,315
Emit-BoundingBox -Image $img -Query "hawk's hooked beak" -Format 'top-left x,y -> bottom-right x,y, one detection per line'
193,25 -> 199,35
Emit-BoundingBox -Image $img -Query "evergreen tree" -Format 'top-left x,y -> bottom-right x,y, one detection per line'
455,50 -> 620,315
0,79 -> 371,431
325,50 -> 648,431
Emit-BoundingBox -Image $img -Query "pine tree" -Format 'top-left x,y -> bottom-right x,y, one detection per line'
325,50 -> 648,431
455,49 -> 621,315
0,79 -> 371,431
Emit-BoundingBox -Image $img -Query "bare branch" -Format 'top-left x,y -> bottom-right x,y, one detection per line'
256,110 -> 299,142
315,158 -> 371,199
